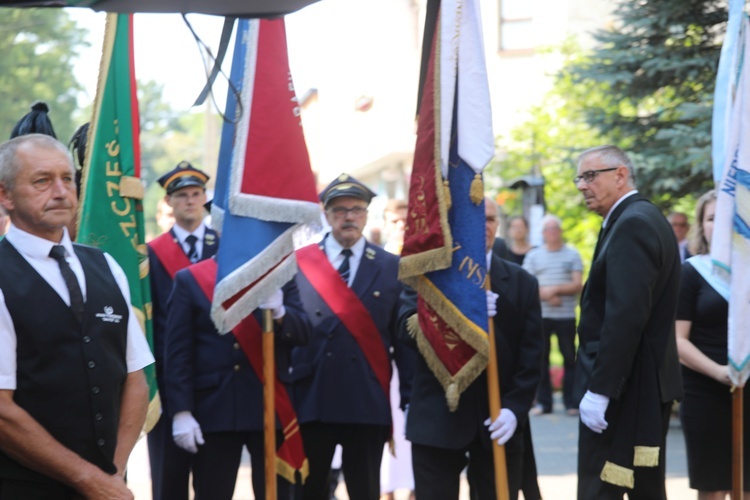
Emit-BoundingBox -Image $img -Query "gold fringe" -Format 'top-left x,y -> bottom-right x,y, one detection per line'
443,179 -> 452,210
633,446 -> 660,467
120,175 -> 144,199
600,461 -> 634,489
388,437 -> 396,458
469,174 -> 484,205
276,457 -> 309,485
410,312 -> 489,412
398,247 -> 452,281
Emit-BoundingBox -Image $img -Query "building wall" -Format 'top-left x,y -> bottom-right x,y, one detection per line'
288,0 -> 614,203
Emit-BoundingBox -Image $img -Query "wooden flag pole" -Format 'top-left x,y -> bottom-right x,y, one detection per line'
486,281 -> 510,500
263,309 -> 277,500
732,385 -> 743,499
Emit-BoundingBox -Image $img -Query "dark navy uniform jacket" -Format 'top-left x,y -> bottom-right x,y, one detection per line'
291,240 -> 415,427
147,226 -> 219,411
164,266 -> 310,432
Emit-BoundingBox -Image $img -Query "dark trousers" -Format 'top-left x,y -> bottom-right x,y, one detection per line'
537,318 -> 577,411
577,401 -> 671,500
0,478 -> 75,500
147,413 -> 192,500
300,422 -> 389,500
412,429 -> 523,500
193,430 -> 293,500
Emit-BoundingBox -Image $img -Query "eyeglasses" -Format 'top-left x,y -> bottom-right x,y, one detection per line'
327,206 -> 367,217
573,167 -> 618,185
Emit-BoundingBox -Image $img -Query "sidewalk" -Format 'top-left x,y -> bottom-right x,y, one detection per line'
125,394 -> 692,499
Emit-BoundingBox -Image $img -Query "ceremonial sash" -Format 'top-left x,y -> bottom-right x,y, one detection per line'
688,254 -> 730,302
295,244 -> 391,403
148,232 -> 192,280
188,259 -> 308,483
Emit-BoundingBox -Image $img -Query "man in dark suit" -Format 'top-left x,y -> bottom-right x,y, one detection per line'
163,256 -> 310,499
399,197 -> 543,500
573,145 -> 682,499
146,161 -> 219,500
292,174 -> 413,500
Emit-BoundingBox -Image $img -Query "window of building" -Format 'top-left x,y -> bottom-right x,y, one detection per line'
499,0 -> 534,52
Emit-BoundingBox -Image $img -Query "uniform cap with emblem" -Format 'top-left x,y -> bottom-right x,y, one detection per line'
158,161 -> 210,195
319,173 -> 377,207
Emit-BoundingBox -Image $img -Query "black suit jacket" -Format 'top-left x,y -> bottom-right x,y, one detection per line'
574,194 -> 682,404
400,255 -> 543,450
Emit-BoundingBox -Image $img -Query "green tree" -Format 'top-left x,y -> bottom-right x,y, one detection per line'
563,0 -> 727,205
0,8 -> 88,142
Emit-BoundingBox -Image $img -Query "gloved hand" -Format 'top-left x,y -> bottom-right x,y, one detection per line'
259,289 -> 285,319
486,290 -> 499,318
484,408 -> 517,445
579,390 -> 609,433
172,411 -> 205,453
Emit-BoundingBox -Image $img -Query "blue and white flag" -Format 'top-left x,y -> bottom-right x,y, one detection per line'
712,8 -> 750,387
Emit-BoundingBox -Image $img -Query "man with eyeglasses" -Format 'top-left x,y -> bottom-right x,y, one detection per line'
572,145 -> 682,499
292,174 -> 412,500
146,161 -> 219,500
667,212 -> 691,262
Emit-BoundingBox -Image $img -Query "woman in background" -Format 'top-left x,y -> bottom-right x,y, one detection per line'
676,189 -> 750,500
506,215 -> 533,265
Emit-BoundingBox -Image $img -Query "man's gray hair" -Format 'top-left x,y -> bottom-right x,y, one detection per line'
577,145 -> 637,187
0,134 -> 72,191
540,214 -> 562,229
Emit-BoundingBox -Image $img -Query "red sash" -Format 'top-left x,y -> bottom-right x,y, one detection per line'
188,259 -> 308,483
295,244 -> 391,402
148,232 -> 192,279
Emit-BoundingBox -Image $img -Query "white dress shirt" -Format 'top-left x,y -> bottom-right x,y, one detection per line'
0,225 -> 155,390
172,223 -> 207,260
324,234 -> 366,287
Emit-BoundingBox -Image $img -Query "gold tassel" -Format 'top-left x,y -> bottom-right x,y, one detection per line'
446,382 -> 459,412
443,179 -> 452,210
600,461 -> 634,489
633,446 -> 660,467
469,174 -> 484,205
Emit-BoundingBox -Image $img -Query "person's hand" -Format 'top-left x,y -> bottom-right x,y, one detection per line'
484,409 -> 517,445
172,411 -> 204,453
259,289 -> 285,319
579,391 -> 609,433
486,290 -> 499,317
713,364 -> 733,386
75,469 -> 134,499
546,295 -> 562,307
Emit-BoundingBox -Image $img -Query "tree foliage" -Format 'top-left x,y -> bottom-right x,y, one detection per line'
0,8 -> 88,143
562,0 -> 727,205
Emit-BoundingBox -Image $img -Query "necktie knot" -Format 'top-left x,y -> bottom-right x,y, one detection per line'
49,244 -> 66,261
185,234 -> 199,263
49,245 -> 84,323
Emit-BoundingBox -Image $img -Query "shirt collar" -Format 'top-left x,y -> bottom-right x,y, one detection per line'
602,190 -> 638,228
172,223 -> 206,243
486,249 -> 493,271
4,224 -> 75,259
326,233 -> 366,259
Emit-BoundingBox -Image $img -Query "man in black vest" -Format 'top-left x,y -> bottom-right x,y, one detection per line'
146,161 -> 219,500
0,134 -> 154,499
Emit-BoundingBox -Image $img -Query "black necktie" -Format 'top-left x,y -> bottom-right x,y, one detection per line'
338,249 -> 353,284
49,245 -> 84,323
185,235 -> 199,263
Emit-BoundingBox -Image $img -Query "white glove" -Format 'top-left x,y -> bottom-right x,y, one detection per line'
579,390 -> 609,433
259,289 -> 285,319
486,290 -> 499,318
172,411 -> 205,453
484,408 -> 517,445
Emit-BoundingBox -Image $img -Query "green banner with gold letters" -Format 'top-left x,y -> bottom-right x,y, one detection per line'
76,13 -> 159,432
